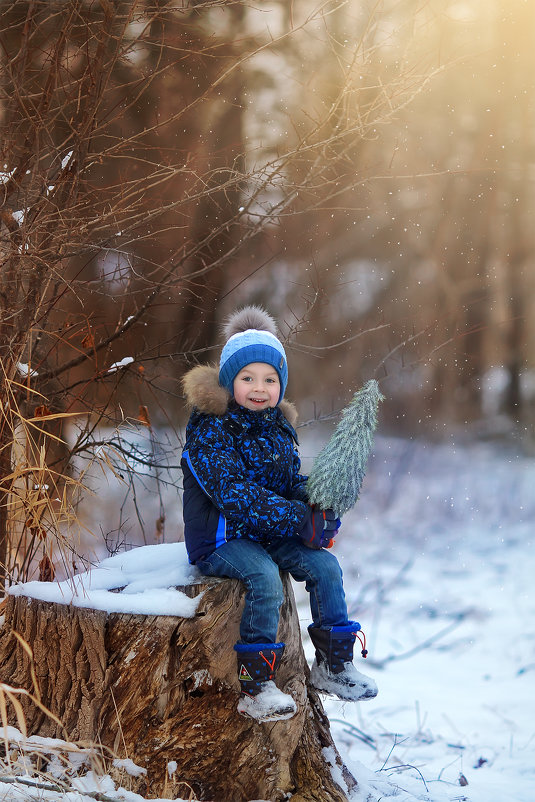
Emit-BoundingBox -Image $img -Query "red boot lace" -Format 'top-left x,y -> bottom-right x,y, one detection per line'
353,629 -> 368,658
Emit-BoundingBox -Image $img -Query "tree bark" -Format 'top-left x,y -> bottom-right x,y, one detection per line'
0,574 -> 358,802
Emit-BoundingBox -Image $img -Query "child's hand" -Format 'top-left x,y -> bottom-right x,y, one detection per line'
298,506 -> 340,549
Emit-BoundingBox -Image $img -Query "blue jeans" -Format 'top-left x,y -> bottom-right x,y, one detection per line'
196,538 -> 349,644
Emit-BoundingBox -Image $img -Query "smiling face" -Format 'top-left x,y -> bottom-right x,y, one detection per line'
232,362 -> 281,411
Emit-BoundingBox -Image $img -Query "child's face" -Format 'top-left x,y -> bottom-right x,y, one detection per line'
233,362 -> 280,411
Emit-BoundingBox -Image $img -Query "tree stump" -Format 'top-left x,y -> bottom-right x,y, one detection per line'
0,574 -> 358,801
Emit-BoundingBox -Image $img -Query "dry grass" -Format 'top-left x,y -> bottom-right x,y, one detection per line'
0,369 -> 160,585
0,644 -> 114,798
0,650 -> 155,800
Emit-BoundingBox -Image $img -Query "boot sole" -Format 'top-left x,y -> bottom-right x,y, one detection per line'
238,707 -> 296,723
313,684 -> 378,702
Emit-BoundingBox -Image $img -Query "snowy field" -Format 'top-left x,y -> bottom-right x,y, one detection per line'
3,432 -> 534,801
295,433 -> 535,802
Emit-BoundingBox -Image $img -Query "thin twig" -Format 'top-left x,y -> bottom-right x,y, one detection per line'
367,615 -> 470,670
290,323 -> 390,353
384,763 -> 429,793
329,718 -> 376,749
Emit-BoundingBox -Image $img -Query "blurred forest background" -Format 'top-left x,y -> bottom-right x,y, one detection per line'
1,0 -> 534,580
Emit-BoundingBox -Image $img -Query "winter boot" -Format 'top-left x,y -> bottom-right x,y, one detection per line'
234,642 -> 297,723
308,623 -> 378,702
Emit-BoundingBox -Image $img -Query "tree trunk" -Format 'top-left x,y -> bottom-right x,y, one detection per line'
0,574 -> 358,802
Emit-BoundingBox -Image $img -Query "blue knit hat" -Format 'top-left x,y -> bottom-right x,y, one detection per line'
219,306 -> 288,403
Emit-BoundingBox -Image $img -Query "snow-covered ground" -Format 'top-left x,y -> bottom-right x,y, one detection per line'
4,433 -> 534,801
295,434 -> 535,802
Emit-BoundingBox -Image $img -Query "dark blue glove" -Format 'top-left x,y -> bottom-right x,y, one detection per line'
298,506 -> 341,549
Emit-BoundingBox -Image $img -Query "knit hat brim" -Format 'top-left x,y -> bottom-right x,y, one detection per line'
219,329 -> 288,403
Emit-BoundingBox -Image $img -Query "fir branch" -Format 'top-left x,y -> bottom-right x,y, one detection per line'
306,379 -> 384,517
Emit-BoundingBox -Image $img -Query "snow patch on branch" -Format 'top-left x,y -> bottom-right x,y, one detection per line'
17,362 -> 38,378
61,150 -> 74,169
107,356 -> 134,373
0,165 -> 15,184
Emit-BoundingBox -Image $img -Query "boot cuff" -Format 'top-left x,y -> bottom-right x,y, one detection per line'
234,641 -> 285,653
330,622 -> 361,634
307,622 -> 361,634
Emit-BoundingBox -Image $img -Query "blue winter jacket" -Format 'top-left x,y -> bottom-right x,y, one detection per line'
180,365 -> 309,563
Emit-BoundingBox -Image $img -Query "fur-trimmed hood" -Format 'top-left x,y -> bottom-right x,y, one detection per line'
182,364 -> 298,428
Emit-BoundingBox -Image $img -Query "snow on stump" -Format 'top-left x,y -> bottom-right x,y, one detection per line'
0,544 -> 358,801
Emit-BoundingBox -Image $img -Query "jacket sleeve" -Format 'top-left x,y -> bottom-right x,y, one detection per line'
289,448 -> 310,503
184,417 -> 308,538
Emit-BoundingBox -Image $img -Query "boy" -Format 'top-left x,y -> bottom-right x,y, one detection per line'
181,306 -> 377,722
